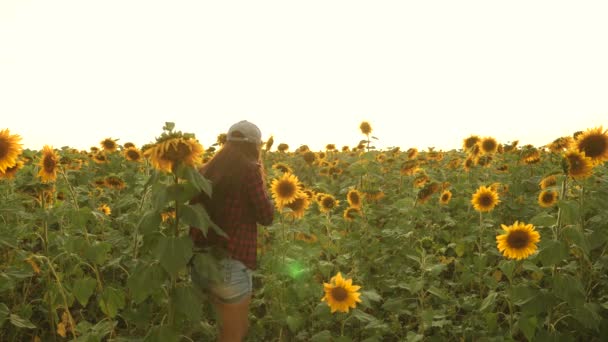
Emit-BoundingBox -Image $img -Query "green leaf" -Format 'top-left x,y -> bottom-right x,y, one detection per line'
557,200 -> 580,225
427,286 -> 448,301
73,277 -> 97,307
518,315 -> 537,341
286,315 -> 304,333
138,210 -> 162,235
480,291 -> 498,312
151,183 -> 170,212
529,213 -> 556,227
510,285 -> 538,306
0,303 -> 9,327
499,260 -> 516,281
178,165 -> 212,196
574,303 -> 601,330
172,285 -> 202,322
563,226 -> 589,256
127,262 -> 167,304
156,236 -> 193,275
84,242 -> 112,265
553,274 -> 585,307
352,309 -> 377,324
361,290 -> 382,303
538,240 -> 568,267
99,287 -> 125,318
9,314 -> 36,329
310,330 -> 332,342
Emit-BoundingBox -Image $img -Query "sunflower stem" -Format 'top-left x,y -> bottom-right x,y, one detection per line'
555,176 -> 568,239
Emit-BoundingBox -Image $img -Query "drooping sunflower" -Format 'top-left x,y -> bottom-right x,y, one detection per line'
38,145 -> 59,183
216,133 -> 227,146
124,147 -> 142,162
539,175 -> 557,189
284,194 -> 310,219
264,135 -> 274,151
562,150 -> 594,180
496,221 -> 540,260
573,126 -> 608,164
271,172 -> 302,208
0,129 -> 23,173
406,147 -> 418,159
341,146 -> 350,152
123,142 -> 135,149
413,172 -> 429,188
547,136 -> 574,153
144,137 -> 204,173
92,153 -> 108,164
471,185 -> 500,212
479,137 -> 498,154
346,189 -> 363,209
326,144 -> 336,151
538,190 -> 558,208
104,175 -> 126,190
301,151 -> 316,165
417,182 -> 440,204
463,135 -> 480,151
272,162 -> 293,174
98,204 -> 111,216
359,121 -> 372,135
277,143 -> 289,152
321,272 -> 362,313
463,156 -> 476,172
318,194 -> 339,213
522,148 -> 541,165
343,207 -> 362,222
100,138 -> 118,153
400,160 -> 419,176
503,140 -> 519,153
439,190 -> 452,205
0,160 -> 23,180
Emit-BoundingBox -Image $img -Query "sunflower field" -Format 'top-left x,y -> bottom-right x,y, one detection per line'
1,123 -> 608,341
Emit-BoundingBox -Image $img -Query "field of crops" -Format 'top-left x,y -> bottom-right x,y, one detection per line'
1,123 -> 607,341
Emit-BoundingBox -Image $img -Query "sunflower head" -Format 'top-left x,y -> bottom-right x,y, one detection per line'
124,147 -> 143,162
216,133 -> 227,146
144,137 -> 204,173
0,159 -> 24,180
463,135 -> 480,151
574,126 -> 608,164
277,143 -> 289,153
346,189 -> 363,208
496,221 -> 540,260
538,190 -> 558,208
343,207 -> 362,221
98,204 -> 111,216
38,145 -> 59,183
539,175 -> 558,189
123,142 -> 135,149
562,150 -> 594,180
100,138 -> 118,152
417,182 -> 440,204
318,194 -> 339,213
104,175 -> 126,190
359,121 -> 372,135
471,185 -> 500,212
406,148 -> 418,159
271,172 -> 302,208
547,136 -> 574,153
284,194 -> 311,219
479,137 -> 498,154
321,272 -> 362,313
272,162 -> 293,174
439,190 -> 452,205
0,129 -> 23,173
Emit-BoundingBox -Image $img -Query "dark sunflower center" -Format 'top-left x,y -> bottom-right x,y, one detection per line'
322,198 -> 336,209
442,194 -> 449,201
507,230 -> 529,249
0,139 -> 9,159
278,181 -> 296,197
568,156 -> 582,172
127,150 -> 141,161
165,141 -> 192,162
580,136 -> 606,158
349,193 -> 360,204
479,194 -> 494,207
542,192 -> 555,203
103,141 -> 116,149
43,155 -> 56,172
331,286 -> 348,301
287,198 -> 304,211
482,140 -> 496,152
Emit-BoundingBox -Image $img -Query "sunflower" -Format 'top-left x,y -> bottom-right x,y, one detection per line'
413,172 -> 429,188
496,221 -> 540,260
92,153 -> 108,164
100,138 -> 118,153
439,190 -> 452,205
574,126 -> 608,164
471,185 -> 500,212
277,143 -> 289,152
476,155 -> 493,167
463,135 -> 480,151
562,150 -> 594,180
161,208 -> 176,223
318,194 -> 339,213
538,190 -> 558,208
284,194 -> 310,219
144,137 -> 204,173
37,145 -> 59,183
522,148 -> 541,165
343,207 -> 362,221
503,140 -> 519,153
321,272 -> 362,313
0,160 -> 23,180
98,204 -> 111,216
217,133 -> 227,146
346,189 -> 363,209
547,136 -> 574,153
341,146 -> 350,152
271,172 -> 302,208
406,147 -> 418,159
359,121 -> 372,135
417,182 -> 440,204
124,147 -> 142,162
400,160 -> 418,176
326,144 -> 336,151
104,175 -> 126,190
0,129 -> 23,173
123,142 -> 135,149
479,137 -> 498,154
272,162 -> 293,174
463,156 -> 476,172
264,135 -> 273,151
539,175 -> 557,189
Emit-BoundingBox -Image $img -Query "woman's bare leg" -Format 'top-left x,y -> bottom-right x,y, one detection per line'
213,294 -> 252,342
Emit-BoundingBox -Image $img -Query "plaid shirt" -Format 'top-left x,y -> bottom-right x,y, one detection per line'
189,163 -> 274,270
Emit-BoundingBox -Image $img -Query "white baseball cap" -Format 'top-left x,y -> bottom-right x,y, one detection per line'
226,120 -> 262,144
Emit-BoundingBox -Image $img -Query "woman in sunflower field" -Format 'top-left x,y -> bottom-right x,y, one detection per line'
189,120 -> 274,342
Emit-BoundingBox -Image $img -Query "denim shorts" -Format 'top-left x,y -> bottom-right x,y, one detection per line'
190,256 -> 253,304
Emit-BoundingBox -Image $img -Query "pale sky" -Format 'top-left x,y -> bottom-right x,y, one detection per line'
1,0 -> 607,152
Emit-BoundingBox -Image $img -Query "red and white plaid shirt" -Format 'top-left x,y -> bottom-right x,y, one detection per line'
189,162 -> 274,270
